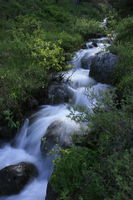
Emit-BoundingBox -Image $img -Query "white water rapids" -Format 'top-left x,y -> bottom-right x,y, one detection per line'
0,36 -> 111,200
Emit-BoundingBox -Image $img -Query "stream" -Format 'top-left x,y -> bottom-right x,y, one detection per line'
0,32 -> 111,200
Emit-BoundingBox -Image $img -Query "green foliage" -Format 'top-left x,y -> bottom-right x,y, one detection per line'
51,147 -> 104,200
0,0 -> 107,121
59,32 -> 83,51
48,4 -> 133,200
74,18 -> 102,38
117,74 -> 133,97
115,17 -> 133,42
0,35 -> 65,117
91,104 -> 133,154
110,43 -> 133,85
51,93 -> 133,200
112,0 -> 133,17
2,110 -> 20,129
44,5 -> 72,23
109,16 -> 133,90
51,146 -> 133,200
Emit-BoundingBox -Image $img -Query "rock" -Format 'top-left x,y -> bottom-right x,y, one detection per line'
29,87 -> 48,105
92,41 -> 98,47
29,98 -> 39,109
0,126 -> 16,141
89,52 -> 118,84
92,38 -> 110,44
48,84 -> 70,104
0,162 -> 38,196
88,44 -> 93,48
81,54 -> 95,69
41,119 -> 80,154
45,182 -> 58,200
82,43 -> 87,49
87,33 -> 106,39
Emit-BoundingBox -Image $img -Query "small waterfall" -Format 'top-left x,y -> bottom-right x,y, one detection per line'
0,30 -> 111,200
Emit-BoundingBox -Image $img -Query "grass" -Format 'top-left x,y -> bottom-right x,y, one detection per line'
0,0 -> 108,124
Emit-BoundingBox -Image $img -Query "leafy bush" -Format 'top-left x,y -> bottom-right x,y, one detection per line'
51,147 -> 105,200
117,74 -> 133,97
51,92 -> 133,200
110,17 -> 133,86
59,32 -> 83,50
75,18 -> 102,38
49,5 -> 133,200
115,17 -> 133,42
45,5 -> 72,23
51,146 -> 133,200
0,0 -> 109,124
0,29 -> 65,119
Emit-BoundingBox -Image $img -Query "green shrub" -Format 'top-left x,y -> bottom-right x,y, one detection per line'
110,42 -> 133,85
115,17 -> 133,42
51,147 -> 105,200
117,74 -> 133,97
51,146 -> 133,200
45,5 -> 72,23
59,32 -> 83,51
75,18 -> 102,37
0,29 -> 65,119
50,90 -> 133,199
13,15 -> 41,34
0,0 -> 110,122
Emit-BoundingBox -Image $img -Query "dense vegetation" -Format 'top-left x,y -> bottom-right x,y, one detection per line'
0,0 -> 107,127
0,0 -> 132,199
49,1 -> 133,200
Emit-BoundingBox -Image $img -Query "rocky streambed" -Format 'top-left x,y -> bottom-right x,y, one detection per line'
0,32 -> 118,200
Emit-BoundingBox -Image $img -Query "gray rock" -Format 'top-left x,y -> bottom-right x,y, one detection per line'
41,120 -> 80,154
48,84 -> 69,104
41,120 -> 70,154
89,52 -> 118,84
81,54 -> 95,69
92,41 -> 98,47
88,45 -> 93,48
29,98 -> 39,109
45,182 -> 58,200
0,162 -> 38,196
0,126 -> 16,141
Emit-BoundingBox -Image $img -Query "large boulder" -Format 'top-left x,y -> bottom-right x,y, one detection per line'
41,119 -> 80,154
81,54 -> 95,69
89,52 -> 118,84
48,84 -> 70,104
0,162 -> 38,196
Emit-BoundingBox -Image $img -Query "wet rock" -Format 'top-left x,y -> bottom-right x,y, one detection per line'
29,98 -> 39,109
0,162 -> 38,196
88,44 -> 93,48
91,38 -> 110,45
41,120 -> 80,154
81,54 -> 95,69
87,33 -> 106,39
89,52 -> 118,84
0,126 -> 16,141
92,41 -> 98,47
29,87 -> 48,105
82,43 -> 87,49
48,84 -> 70,104
45,182 -> 58,200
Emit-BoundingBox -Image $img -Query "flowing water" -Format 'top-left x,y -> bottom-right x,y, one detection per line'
0,35 -> 111,200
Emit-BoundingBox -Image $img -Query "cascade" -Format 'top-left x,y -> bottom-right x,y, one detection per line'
0,30 -> 112,200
